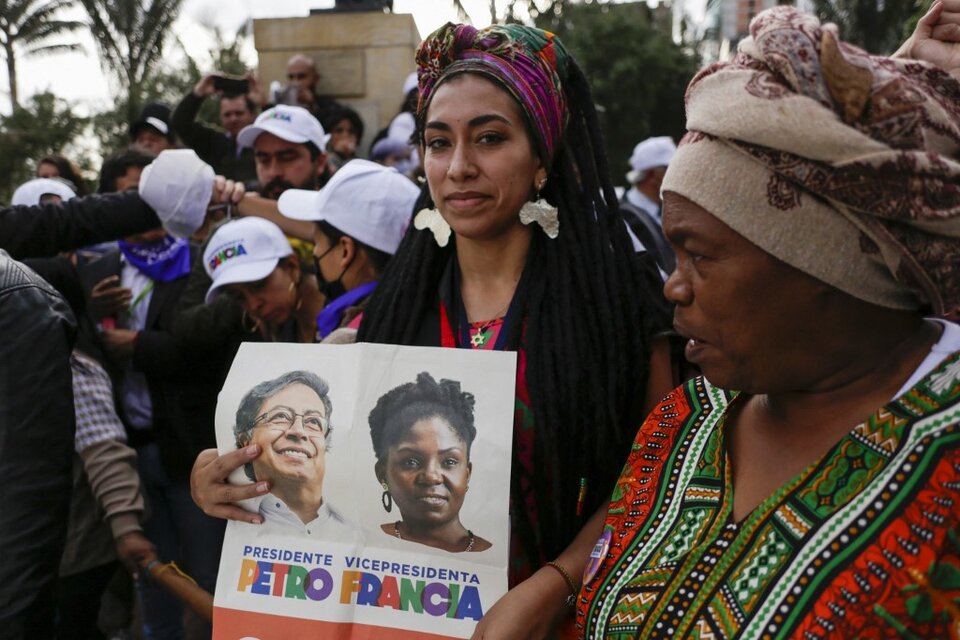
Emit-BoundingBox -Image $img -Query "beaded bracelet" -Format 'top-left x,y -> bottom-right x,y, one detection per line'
545,560 -> 578,607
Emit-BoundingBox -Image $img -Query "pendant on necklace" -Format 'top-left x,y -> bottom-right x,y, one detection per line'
471,330 -> 487,348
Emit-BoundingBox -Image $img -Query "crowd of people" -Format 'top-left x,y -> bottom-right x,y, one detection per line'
1,2 -> 958,639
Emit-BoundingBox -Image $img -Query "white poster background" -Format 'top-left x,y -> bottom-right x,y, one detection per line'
213,343 -> 516,638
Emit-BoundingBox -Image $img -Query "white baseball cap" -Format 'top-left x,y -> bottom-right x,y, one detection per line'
402,71 -> 418,96
277,159 -> 419,255
203,217 -> 293,303
12,177 -> 76,206
138,149 -> 215,238
627,136 -> 677,183
236,105 -> 328,151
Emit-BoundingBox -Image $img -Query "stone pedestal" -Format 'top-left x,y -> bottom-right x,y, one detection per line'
253,11 -> 419,154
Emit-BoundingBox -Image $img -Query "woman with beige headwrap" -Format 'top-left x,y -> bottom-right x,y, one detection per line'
577,4 -> 960,639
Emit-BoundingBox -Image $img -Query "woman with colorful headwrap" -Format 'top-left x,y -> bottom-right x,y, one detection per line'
359,22 -> 676,633
192,19 -> 676,638
578,4 -> 960,639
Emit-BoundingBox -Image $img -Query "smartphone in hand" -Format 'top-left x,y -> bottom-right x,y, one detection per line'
213,75 -> 250,96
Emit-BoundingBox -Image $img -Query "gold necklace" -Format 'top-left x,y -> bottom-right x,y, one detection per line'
394,521 -> 475,552
468,302 -> 510,348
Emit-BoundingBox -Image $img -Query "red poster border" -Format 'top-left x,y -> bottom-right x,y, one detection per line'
213,606 -> 460,639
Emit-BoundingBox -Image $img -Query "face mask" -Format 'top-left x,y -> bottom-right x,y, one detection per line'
314,244 -> 353,301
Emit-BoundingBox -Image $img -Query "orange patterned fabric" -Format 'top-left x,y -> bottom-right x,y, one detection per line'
578,350 -> 960,639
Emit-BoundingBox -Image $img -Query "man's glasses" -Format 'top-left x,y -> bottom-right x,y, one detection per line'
253,406 -> 328,435
287,72 -> 309,81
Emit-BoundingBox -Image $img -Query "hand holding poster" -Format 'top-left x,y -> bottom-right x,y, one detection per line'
212,343 -> 516,639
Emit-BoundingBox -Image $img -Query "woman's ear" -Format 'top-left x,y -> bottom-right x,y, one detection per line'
282,255 -> 301,282
374,459 -> 385,485
338,235 -> 356,268
533,165 -> 548,192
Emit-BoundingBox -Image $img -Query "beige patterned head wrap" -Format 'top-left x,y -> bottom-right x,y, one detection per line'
662,7 -> 960,316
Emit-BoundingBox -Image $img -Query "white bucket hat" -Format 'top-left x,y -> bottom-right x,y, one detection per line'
203,217 -> 293,303
138,149 -> 215,238
277,159 -> 418,255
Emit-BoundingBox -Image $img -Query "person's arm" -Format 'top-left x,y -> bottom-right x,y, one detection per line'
172,77 -> 224,160
79,439 -> 156,575
71,350 -> 156,576
471,504 -> 607,639
895,0 -> 960,77
237,194 -> 315,241
0,191 -> 160,260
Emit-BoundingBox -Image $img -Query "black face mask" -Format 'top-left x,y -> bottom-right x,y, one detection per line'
314,244 -> 353,301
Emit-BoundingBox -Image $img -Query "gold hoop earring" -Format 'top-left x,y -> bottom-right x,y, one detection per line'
241,310 -> 261,333
288,279 -> 303,311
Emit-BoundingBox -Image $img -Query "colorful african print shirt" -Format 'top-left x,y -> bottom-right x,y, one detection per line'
578,350 -> 960,639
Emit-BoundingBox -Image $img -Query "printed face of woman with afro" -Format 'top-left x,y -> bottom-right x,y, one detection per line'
377,415 -> 472,530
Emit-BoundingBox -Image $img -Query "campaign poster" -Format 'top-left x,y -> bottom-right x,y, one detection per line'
211,342 -> 517,639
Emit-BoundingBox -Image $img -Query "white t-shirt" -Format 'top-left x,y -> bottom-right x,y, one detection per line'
258,493 -> 362,541
893,319 -> 960,399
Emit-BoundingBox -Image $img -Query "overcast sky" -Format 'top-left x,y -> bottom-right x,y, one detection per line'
7,0 -> 508,115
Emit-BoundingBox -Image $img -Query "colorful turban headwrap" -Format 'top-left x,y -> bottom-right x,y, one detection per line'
415,23 -> 571,167
662,7 -> 960,316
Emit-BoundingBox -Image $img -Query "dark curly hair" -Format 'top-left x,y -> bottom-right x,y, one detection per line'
368,372 -> 476,463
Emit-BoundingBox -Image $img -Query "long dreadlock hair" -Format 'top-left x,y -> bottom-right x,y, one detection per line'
358,50 -> 670,564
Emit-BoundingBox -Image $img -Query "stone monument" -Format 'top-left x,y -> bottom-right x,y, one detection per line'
253,4 -> 419,154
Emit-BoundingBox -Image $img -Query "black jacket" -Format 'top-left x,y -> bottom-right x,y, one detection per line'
0,191 -> 161,260
0,251 -> 77,639
172,92 -> 258,186
81,247 -> 220,481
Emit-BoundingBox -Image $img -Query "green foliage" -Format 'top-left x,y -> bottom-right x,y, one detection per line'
192,23 -> 253,130
813,0 -> 926,54
90,24 -> 252,159
0,0 -> 84,107
0,90 -> 88,203
535,1 -> 699,184
903,1 -> 935,44
77,0 -> 185,122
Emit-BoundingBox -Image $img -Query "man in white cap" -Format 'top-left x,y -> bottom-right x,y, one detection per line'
278,159 -> 419,342
237,104 -> 330,200
621,136 -> 677,273
171,105 -> 330,351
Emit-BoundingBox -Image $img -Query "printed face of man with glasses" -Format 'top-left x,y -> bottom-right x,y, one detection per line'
234,371 -> 337,528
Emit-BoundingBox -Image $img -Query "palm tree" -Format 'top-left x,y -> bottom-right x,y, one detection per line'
451,0 -> 470,21
77,0 -> 184,121
0,0 -> 84,108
